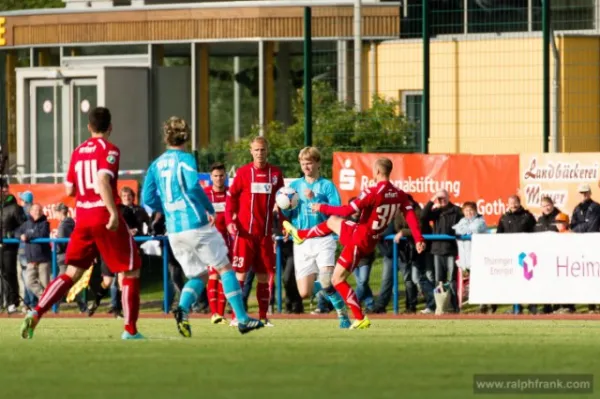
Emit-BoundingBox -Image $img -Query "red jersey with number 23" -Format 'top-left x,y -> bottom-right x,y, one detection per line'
65,137 -> 121,226
321,181 -> 424,251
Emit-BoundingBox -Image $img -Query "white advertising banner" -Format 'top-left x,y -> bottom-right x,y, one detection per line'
469,233 -> 600,304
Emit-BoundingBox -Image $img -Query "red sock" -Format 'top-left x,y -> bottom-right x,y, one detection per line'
35,274 -> 74,317
257,282 -> 270,320
207,278 -> 218,315
232,280 -> 244,320
334,281 -> 364,320
122,277 -> 140,335
298,221 -> 332,240
217,281 -> 226,316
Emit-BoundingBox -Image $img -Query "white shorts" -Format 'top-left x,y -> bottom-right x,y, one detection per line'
168,224 -> 229,278
293,236 -> 337,280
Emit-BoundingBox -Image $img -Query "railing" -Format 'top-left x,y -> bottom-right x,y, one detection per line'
5,234 -> 492,315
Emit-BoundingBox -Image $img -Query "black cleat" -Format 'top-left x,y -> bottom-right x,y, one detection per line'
173,307 -> 192,338
237,318 -> 264,335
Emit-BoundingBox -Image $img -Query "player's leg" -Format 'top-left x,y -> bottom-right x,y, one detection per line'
283,216 -> 345,244
331,249 -> 370,330
230,233 -> 254,326
315,237 -> 351,329
207,267 -> 226,324
216,277 -> 226,318
200,227 -> 264,334
88,260 -> 115,317
293,239 -> 319,298
94,221 -> 143,340
21,227 -> 95,339
255,235 -> 275,324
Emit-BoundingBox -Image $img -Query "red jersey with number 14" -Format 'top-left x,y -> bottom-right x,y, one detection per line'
65,137 -> 121,226
204,186 -> 228,238
320,180 -> 424,251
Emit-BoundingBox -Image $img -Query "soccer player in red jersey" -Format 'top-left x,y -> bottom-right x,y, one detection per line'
204,162 -> 228,325
225,136 -> 284,325
20,107 -> 143,340
284,158 -> 426,329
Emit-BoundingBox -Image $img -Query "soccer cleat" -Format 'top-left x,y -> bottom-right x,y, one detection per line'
87,300 -> 100,317
173,307 -> 192,338
237,318 -> 265,335
210,314 -> 227,325
260,319 -> 275,327
121,331 -> 145,340
350,317 -> 371,330
20,311 -> 39,339
282,221 -> 304,245
229,318 -> 239,327
339,316 -> 351,329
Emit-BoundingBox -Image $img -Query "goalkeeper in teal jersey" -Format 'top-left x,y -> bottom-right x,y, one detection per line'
142,117 -> 264,337
281,147 -> 351,329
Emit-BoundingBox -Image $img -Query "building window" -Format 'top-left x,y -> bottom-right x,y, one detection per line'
401,91 -> 422,150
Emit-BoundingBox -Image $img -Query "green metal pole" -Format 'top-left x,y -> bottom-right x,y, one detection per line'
542,0 -> 550,153
304,7 -> 313,147
421,0 -> 430,154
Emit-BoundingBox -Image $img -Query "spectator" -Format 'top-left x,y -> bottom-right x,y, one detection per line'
120,187 -> 151,236
421,189 -> 463,313
534,196 -> 562,232
0,178 -> 28,314
496,195 -> 537,314
55,203 -> 86,312
17,203 -> 51,300
545,212 -> 576,314
569,184 -> 600,313
452,201 -> 488,313
16,191 -> 37,313
452,201 -> 488,270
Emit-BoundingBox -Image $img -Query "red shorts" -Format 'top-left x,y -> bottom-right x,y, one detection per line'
337,220 -> 370,272
231,233 -> 274,274
65,216 -> 142,273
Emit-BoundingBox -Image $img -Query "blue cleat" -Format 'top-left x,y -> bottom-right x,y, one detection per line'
339,316 -> 351,329
121,331 -> 145,340
238,318 -> 264,335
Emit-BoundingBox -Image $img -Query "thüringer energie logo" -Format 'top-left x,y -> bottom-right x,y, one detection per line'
518,252 -> 538,281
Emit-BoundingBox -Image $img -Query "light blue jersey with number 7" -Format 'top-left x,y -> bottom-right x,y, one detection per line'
142,149 -> 215,234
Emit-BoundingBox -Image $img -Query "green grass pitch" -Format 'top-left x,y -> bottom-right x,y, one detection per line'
0,318 -> 597,399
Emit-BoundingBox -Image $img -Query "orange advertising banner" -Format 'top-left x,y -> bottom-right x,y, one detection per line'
332,153 -> 520,225
519,153 -> 600,219
9,180 -> 139,235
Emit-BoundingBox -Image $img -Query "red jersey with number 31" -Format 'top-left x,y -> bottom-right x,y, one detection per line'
65,137 -> 121,226
320,180 -> 423,251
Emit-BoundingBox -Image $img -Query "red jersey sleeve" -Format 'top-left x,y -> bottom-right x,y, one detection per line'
225,168 -> 243,225
97,145 -> 120,180
399,192 -> 425,243
65,156 -> 76,188
320,188 -> 373,217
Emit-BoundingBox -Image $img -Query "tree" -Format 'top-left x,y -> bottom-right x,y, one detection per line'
0,0 -> 64,11
225,81 -> 417,177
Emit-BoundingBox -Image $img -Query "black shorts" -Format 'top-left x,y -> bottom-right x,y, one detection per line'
99,258 -> 115,278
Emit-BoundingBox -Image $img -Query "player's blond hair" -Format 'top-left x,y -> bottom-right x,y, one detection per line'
249,135 -> 269,149
164,117 -> 191,147
375,158 -> 393,177
298,147 -> 321,163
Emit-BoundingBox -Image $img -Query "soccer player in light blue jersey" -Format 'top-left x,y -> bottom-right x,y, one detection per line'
281,147 -> 351,329
142,117 -> 263,337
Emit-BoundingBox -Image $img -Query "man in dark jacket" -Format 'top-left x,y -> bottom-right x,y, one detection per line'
569,184 -> 600,313
421,189 -> 463,312
0,179 -> 27,314
496,195 -> 537,314
16,204 -> 51,300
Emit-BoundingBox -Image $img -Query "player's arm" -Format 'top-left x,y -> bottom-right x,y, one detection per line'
317,189 -> 368,217
181,157 -> 215,216
141,165 -> 162,212
64,157 -> 76,197
97,148 -> 121,230
399,194 -> 425,244
225,169 -> 242,227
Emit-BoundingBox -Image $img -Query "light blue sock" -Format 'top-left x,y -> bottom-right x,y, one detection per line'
220,270 -> 249,324
312,281 -> 323,297
179,277 -> 205,313
326,290 -> 348,316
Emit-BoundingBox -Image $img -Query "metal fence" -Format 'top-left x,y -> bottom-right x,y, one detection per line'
4,234 -> 476,316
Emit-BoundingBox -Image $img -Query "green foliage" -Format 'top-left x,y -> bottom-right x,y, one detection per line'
0,0 -> 64,11
225,81 -> 417,178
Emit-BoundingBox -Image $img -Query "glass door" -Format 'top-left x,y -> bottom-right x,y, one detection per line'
29,81 -> 63,183
65,79 -> 98,173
